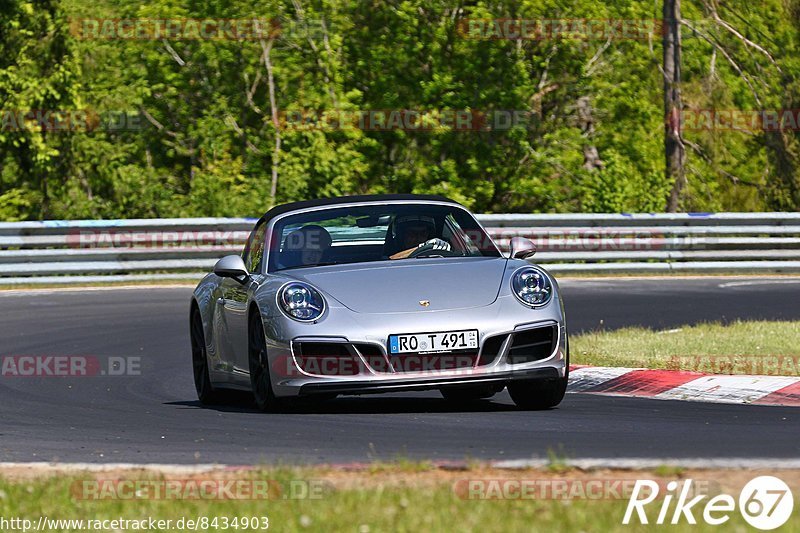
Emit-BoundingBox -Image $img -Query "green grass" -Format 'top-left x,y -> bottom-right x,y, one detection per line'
2,469 -> 797,532
366,458 -> 437,474
572,320 -> 800,375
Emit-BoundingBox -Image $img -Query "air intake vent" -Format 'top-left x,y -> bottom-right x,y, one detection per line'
354,343 -> 391,373
507,326 -> 556,365
292,342 -> 362,376
477,334 -> 508,366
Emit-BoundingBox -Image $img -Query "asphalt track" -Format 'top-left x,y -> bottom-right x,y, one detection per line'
0,277 -> 798,464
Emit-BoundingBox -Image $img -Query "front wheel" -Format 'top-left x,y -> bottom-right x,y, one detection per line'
248,312 -> 281,411
509,334 -> 569,410
190,308 -> 222,404
508,378 -> 567,410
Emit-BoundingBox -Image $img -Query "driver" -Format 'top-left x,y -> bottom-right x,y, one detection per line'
389,215 -> 451,259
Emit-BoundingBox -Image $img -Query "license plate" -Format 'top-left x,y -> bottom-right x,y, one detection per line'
388,329 -> 478,354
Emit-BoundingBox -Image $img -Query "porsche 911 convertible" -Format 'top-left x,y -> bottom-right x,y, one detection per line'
190,194 -> 568,410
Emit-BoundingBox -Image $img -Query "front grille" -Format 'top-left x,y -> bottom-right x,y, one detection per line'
292,342 -> 362,376
507,326 -> 556,364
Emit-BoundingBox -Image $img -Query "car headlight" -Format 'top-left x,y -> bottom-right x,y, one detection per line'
278,282 -> 325,321
511,267 -> 552,307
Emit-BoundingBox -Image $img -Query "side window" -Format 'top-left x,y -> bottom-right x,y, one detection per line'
242,222 -> 267,273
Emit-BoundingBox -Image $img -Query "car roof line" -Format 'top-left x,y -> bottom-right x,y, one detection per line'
254,194 -> 461,228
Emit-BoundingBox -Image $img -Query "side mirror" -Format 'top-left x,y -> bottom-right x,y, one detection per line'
213,255 -> 249,282
509,237 -> 536,259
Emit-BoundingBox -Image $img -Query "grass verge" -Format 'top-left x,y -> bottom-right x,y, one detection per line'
2,465 -> 799,532
571,320 -> 800,375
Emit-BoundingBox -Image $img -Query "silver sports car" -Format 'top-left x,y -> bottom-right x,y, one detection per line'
190,194 -> 568,410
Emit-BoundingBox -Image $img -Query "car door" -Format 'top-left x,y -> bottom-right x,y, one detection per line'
220,221 -> 267,374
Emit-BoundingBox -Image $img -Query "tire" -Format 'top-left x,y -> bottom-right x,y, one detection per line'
440,384 -> 501,402
508,334 -> 570,410
508,378 -> 567,410
248,311 -> 281,411
190,308 -> 222,404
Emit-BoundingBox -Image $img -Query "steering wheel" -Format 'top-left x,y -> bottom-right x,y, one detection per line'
408,247 -> 460,259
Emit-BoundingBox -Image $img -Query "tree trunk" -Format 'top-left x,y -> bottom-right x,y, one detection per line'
664,0 -> 685,212
261,36 -> 280,207
577,96 -> 604,171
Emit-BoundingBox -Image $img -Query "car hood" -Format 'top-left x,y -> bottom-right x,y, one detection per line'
286,257 -> 507,314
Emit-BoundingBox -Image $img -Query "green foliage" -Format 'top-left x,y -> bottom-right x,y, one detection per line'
1,0 -> 800,220
0,188 -> 41,220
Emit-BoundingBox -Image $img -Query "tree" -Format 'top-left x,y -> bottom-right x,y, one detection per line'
663,0 -> 685,212
0,0 -> 79,219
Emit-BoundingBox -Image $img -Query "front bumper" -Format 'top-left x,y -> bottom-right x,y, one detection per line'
256,281 -> 568,397
267,309 -> 567,397
297,366 -> 561,396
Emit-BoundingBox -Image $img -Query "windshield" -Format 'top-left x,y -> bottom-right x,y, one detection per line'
267,203 -> 500,272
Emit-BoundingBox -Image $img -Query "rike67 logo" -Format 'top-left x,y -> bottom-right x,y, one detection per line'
623,476 -> 794,530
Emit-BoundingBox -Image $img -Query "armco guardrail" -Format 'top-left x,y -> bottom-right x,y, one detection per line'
0,213 -> 799,283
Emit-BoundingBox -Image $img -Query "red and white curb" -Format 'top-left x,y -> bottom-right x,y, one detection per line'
568,365 -> 800,406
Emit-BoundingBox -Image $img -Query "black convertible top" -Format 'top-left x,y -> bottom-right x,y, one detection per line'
255,194 -> 461,226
